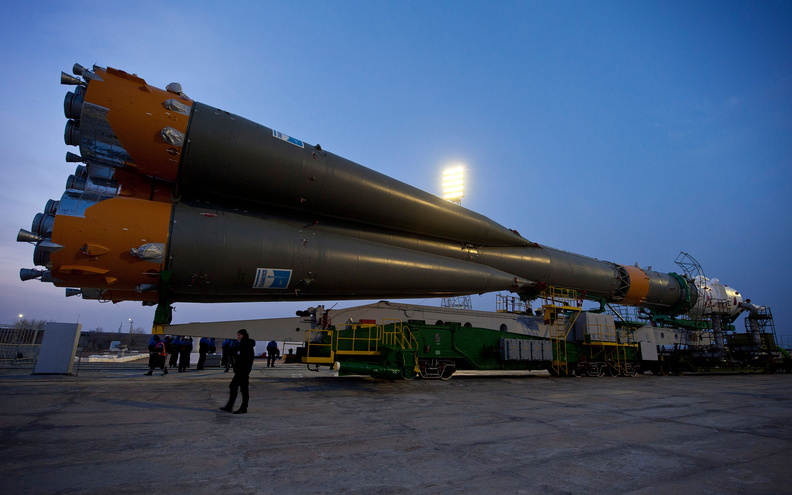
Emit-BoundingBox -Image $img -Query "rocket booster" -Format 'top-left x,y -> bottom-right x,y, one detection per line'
18,64 -> 745,321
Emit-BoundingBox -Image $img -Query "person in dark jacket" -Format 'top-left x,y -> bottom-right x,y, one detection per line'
163,335 -> 175,367
197,337 -> 210,370
221,338 -> 236,372
266,340 -> 279,367
168,336 -> 181,368
220,329 -> 256,414
145,335 -> 168,376
220,338 -> 230,370
178,336 -> 193,372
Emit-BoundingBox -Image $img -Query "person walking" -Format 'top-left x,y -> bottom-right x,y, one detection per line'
220,329 -> 256,414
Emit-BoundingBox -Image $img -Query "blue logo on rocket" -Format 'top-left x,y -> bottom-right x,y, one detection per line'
253,268 -> 292,289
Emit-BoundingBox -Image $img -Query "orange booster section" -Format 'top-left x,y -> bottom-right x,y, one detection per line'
113,168 -> 174,203
618,264 -> 651,306
49,197 -> 172,291
78,67 -> 193,182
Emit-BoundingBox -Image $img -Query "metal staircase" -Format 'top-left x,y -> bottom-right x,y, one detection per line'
541,287 -> 583,376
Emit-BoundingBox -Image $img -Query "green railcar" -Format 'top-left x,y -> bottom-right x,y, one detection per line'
301,316 -> 789,380
302,320 -> 642,379
303,320 -> 551,379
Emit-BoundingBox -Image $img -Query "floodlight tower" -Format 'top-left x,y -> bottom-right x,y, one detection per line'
441,166 -> 473,311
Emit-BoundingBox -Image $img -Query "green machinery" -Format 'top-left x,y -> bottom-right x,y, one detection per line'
302,320 -> 546,380
300,290 -> 789,380
301,317 -> 648,379
300,316 -> 789,379
300,289 -> 645,380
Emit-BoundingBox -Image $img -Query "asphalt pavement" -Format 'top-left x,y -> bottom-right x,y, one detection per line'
0,360 -> 790,494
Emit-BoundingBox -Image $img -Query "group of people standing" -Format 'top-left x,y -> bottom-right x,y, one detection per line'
145,335 -> 200,374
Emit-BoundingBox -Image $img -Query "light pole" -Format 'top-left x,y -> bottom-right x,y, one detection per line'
442,166 -> 465,202
13,314 -> 26,362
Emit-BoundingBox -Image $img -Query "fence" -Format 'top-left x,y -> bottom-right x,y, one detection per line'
0,325 -> 42,366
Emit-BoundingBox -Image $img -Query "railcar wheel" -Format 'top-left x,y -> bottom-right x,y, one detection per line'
440,362 -> 455,380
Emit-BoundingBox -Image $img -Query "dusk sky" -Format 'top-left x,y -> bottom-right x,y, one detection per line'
1,1 -> 790,338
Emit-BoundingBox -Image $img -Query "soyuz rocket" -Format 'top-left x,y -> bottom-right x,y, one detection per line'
18,64 -> 744,325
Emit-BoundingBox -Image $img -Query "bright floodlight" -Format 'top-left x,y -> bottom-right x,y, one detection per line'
442,166 -> 465,201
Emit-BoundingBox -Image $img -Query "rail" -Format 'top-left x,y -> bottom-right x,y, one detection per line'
303,320 -> 416,366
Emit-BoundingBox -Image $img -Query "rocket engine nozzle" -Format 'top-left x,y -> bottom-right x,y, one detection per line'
20,268 -> 48,281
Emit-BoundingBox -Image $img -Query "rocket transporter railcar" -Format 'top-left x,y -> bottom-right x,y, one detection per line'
299,294 -> 790,379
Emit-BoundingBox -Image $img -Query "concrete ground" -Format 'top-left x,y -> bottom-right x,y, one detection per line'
0,360 -> 790,494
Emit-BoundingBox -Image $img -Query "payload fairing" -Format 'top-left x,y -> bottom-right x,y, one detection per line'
18,64 -> 744,325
